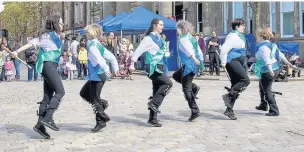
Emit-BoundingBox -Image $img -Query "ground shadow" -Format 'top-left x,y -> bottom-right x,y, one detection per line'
1,124 -> 47,140
57,123 -> 91,133
204,108 -> 265,117
132,113 -> 187,122
178,110 -> 228,120
110,115 -> 150,127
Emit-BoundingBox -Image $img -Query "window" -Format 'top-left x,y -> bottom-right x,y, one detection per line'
247,2 -> 253,33
233,2 -> 243,19
300,2 -> 304,36
223,2 -> 228,34
80,2 -> 84,23
196,3 -> 202,33
75,3 -> 79,24
64,6 -> 69,26
281,2 -> 294,37
270,2 -> 276,32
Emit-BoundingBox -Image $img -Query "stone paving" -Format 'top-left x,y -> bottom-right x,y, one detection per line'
1,65 -> 304,152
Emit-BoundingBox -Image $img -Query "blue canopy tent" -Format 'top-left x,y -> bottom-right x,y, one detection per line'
103,6 -> 178,71
79,15 -> 115,36
98,15 -> 114,26
277,42 -> 299,55
103,11 -> 128,28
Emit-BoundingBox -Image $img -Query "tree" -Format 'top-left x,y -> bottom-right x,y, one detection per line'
249,2 -> 261,34
0,2 -> 40,43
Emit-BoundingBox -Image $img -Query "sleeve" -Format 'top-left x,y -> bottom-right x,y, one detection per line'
259,46 -> 272,65
103,48 -> 119,74
28,38 -> 40,50
219,34 -> 235,65
197,45 -> 204,61
179,38 -> 195,57
131,36 -> 154,62
89,45 -> 110,73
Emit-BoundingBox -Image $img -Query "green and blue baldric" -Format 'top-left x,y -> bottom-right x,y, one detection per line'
178,33 -> 204,76
227,30 -> 247,63
145,33 -> 167,77
87,40 -> 107,81
35,31 -> 62,73
254,41 -> 280,79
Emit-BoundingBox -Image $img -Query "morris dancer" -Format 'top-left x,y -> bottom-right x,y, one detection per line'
254,27 -> 296,116
130,18 -> 173,127
220,19 -> 250,120
172,20 -> 204,121
80,24 -> 119,132
13,15 -> 65,138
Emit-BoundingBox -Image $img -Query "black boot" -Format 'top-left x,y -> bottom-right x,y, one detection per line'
147,109 -> 162,127
40,108 -> 59,131
222,93 -> 233,108
147,101 -> 160,113
193,86 -> 200,99
255,101 -> 268,111
189,112 -> 201,121
91,121 -> 106,133
33,114 -> 50,139
223,108 -> 237,120
91,102 -> 108,132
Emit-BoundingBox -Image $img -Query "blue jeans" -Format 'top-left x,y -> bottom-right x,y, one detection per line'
13,58 -> 20,78
72,56 -> 81,77
28,63 -> 38,81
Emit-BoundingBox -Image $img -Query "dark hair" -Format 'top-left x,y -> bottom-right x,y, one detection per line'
144,18 -> 162,36
231,19 -> 245,30
39,14 -> 62,36
72,37 -> 77,40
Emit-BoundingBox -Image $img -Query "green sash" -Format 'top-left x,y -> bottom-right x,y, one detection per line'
254,43 -> 277,79
145,39 -> 167,77
36,47 -> 62,73
179,34 -> 204,71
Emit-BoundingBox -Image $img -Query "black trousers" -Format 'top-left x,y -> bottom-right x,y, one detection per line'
38,61 -> 65,117
226,57 -> 250,100
209,53 -> 220,75
79,63 -> 88,77
173,67 -> 200,114
259,70 -> 280,114
148,70 -> 173,119
80,74 -> 109,123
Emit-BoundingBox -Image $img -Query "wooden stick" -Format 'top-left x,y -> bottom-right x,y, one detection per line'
4,48 -> 32,69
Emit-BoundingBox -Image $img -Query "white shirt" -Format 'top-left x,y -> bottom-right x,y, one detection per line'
220,33 -> 246,64
29,33 -> 60,51
70,40 -> 79,57
179,36 -> 204,61
256,40 -> 286,65
131,32 -> 162,62
88,39 -> 119,74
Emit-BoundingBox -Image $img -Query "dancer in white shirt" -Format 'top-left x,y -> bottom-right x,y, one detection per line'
130,18 -> 173,127
220,19 -> 250,120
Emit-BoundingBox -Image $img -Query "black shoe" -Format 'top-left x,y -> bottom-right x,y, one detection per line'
255,104 -> 268,111
148,96 -> 153,100
223,109 -> 237,120
91,122 -> 106,133
33,124 -> 50,139
223,93 -> 233,108
147,119 -> 162,127
147,102 -> 160,113
40,116 -> 59,131
193,86 -> 200,99
266,112 -> 279,116
189,112 -> 201,121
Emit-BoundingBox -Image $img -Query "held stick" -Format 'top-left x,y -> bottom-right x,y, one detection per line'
5,48 -> 32,69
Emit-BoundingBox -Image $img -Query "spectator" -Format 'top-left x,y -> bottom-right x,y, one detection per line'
197,33 -> 206,55
13,39 -> 22,80
4,56 -> 15,82
107,32 -> 115,55
0,43 -> 8,81
208,31 -> 221,76
78,38 -> 88,79
70,36 -> 80,78
25,45 -> 38,82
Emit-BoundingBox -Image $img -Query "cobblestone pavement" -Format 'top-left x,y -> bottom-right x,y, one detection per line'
0,66 -> 304,152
